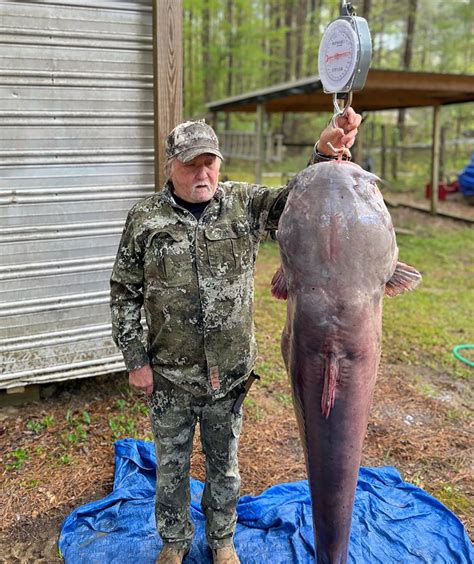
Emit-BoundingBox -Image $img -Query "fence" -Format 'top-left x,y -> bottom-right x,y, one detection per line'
219,131 -> 285,162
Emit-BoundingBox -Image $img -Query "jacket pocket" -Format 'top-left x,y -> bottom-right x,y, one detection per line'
145,228 -> 193,287
204,222 -> 250,277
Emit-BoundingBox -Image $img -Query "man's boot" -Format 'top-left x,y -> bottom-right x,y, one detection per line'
211,544 -> 240,564
155,544 -> 188,564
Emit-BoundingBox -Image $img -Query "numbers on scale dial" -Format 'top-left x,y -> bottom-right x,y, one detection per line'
319,20 -> 359,93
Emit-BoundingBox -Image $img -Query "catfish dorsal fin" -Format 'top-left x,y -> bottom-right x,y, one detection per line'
271,265 -> 288,300
385,261 -> 422,297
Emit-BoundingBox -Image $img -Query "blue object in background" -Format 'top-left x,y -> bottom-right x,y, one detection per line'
459,152 -> 474,196
59,439 -> 473,563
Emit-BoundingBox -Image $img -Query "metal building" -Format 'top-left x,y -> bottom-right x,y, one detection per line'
0,0 -> 155,389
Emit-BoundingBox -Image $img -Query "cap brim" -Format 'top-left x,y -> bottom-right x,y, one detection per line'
176,146 -> 224,163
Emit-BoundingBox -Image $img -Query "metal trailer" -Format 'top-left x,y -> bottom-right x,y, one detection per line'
0,0 -> 154,389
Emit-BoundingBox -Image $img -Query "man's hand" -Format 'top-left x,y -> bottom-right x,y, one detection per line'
129,364 -> 154,395
318,107 -> 362,156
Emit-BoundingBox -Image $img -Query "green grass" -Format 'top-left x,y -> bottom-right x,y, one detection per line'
254,241 -> 287,387
382,225 -> 473,379
253,219 -> 473,383
431,483 -> 471,516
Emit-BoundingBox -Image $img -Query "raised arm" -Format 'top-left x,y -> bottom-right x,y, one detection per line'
250,107 -> 362,231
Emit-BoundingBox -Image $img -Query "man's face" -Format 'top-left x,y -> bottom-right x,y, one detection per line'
170,153 -> 221,203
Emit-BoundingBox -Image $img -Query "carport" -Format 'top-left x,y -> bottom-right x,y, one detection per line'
207,69 -> 474,214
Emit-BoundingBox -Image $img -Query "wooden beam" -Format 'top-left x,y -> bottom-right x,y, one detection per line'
365,70 -> 474,93
430,105 -> 442,215
153,0 -> 183,190
1,385 -> 40,407
208,69 -> 474,114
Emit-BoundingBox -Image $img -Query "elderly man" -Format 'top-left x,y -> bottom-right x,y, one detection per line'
110,112 -> 360,564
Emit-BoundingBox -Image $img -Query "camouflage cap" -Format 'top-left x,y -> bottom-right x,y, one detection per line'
165,119 -> 223,163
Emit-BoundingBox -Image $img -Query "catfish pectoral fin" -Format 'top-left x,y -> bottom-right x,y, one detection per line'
271,264 -> 288,300
385,260 -> 422,297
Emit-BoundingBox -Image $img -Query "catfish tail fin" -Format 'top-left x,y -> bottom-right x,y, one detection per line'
385,261 -> 422,297
271,265 -> 288,300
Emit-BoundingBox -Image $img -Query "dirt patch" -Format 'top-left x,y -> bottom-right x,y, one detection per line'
1,357 -> 472,562
384,189 -> 474,223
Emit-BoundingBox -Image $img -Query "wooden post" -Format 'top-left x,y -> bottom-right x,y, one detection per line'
255,102 -> 265,184
380,124 -> 387,179
209,111 -> 218,131
439,125 -> 446,183
391,127 -> 398,180
152,0 -> 183,190
430,105 -> 442,215
352,118 -> 363,164
369,120 -> 375,145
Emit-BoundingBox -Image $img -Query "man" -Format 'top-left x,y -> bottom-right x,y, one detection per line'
110,112 -> 360,564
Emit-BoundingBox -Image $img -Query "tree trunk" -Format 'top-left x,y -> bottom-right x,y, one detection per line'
202,0 -> 213,102
397,0 -> 418,141
294,0 -> 308,78
374,0 -> 387,66
184,7 -> 195,116
284,0 -> 294,81
269,0 -> 283,84
307,0 -> 324,75
234,0 -> 244,93
361,0 -> 371,20
225,0 -> 234,131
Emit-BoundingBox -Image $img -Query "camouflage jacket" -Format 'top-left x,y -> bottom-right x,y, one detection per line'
110,146 -> 329,398
110,180 -> 291,398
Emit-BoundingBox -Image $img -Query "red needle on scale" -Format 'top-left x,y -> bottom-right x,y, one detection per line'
326,51 -> 351,63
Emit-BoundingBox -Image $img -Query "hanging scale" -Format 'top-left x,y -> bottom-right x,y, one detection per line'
318,1 -> 372,155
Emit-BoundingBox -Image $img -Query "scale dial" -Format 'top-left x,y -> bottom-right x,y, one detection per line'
318,19 -> 359,93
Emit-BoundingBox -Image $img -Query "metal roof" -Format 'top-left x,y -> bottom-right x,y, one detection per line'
206,69 -> 474,113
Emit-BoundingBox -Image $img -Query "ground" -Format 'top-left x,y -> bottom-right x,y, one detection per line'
0,203 -> 472,562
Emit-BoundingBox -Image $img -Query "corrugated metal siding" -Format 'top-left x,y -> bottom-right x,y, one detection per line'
0,1 -> 154,388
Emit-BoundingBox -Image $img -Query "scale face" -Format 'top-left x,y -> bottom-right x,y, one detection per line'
318,16 -> 372,95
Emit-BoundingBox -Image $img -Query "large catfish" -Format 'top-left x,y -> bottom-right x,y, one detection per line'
271,161 -> 421,563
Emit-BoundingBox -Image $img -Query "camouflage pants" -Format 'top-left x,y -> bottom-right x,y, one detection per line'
148,373 -> 243,551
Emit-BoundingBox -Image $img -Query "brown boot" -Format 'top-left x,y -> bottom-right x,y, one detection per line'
211,544 -> 240,564
155,544 -> 188,564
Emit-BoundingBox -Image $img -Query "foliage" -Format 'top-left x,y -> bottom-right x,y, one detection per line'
61,409 -> 91,446
107,399 -> 149,439
26,415 -> 55,434
6,448 -> 29,471
183,0 -> 473,117
184,0 -> 473,195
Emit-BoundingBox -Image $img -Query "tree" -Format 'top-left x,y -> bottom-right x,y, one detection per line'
397,0 -> 418,140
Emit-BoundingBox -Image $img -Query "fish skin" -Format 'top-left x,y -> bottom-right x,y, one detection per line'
274,161 -> 420,563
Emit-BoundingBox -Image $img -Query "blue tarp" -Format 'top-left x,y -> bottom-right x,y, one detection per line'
459,152 -> 474,196
59,439 -> 473,563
